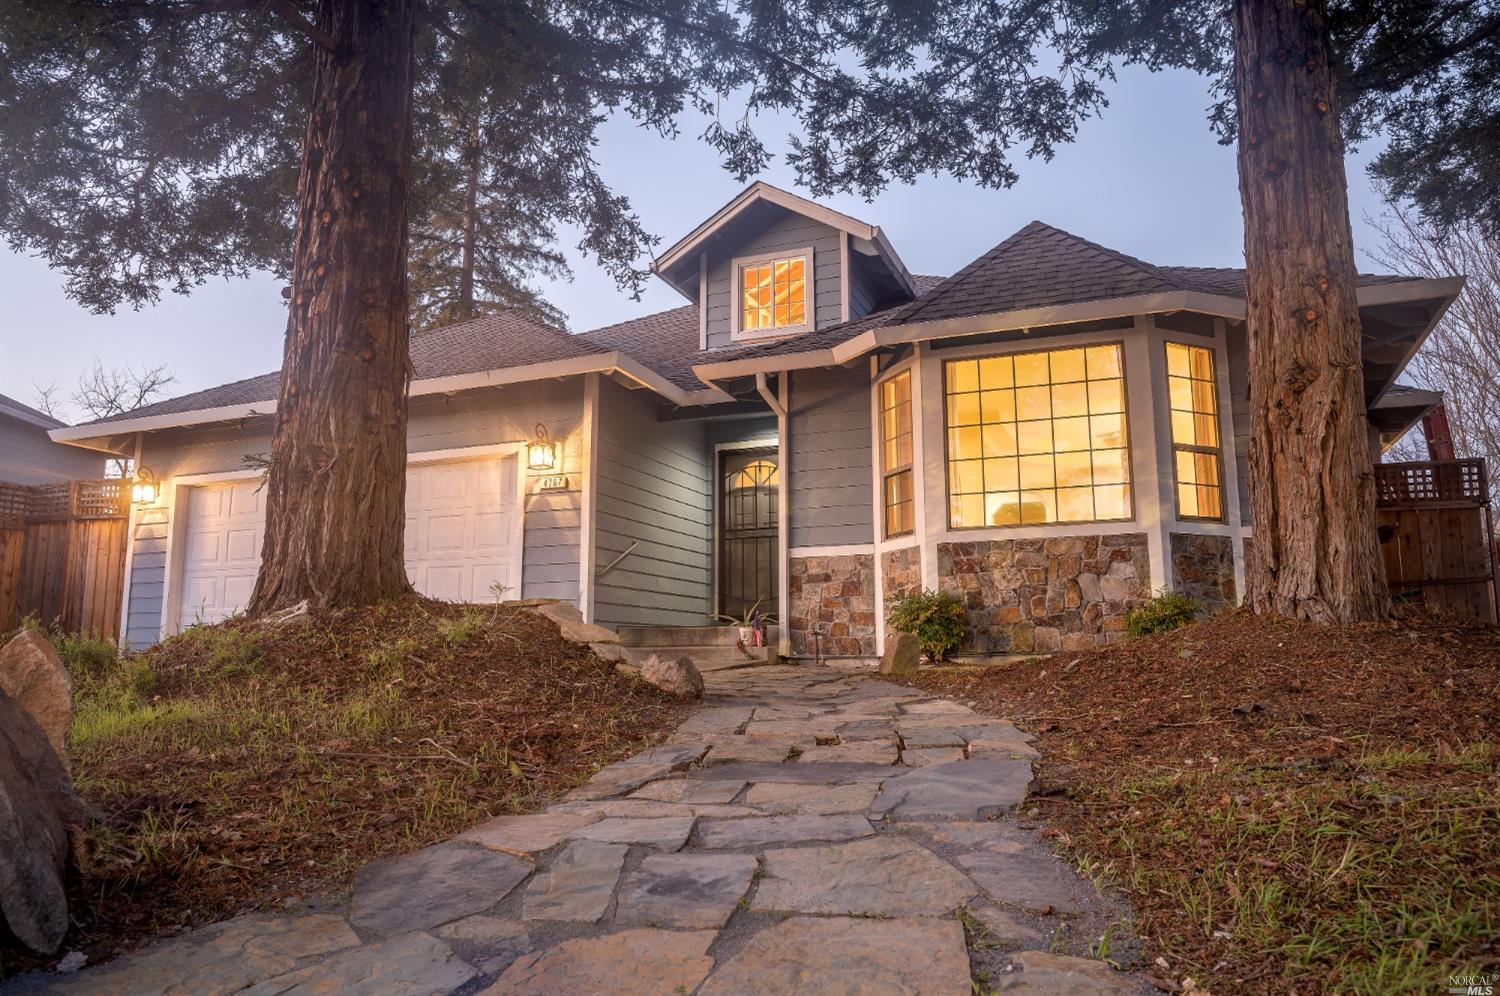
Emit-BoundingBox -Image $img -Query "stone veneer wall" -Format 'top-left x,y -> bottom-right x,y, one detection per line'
787,554 -> 877,657
879,545 -> 923,646
1169,532 -> 1237,608
937,533 -> 1151,654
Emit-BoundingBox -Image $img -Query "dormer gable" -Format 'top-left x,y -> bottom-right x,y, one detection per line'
652,182 -> 916,351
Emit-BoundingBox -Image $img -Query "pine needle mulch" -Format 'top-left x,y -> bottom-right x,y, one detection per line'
894,608 -> 1500,994
3,597 -> 688,976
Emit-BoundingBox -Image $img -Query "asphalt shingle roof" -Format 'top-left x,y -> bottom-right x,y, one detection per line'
73,220 -> 1423,430
79,311 -> 606,425
0,392 -> 67,429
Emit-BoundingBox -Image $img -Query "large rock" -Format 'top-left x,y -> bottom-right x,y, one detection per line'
878,632 -> 921,676
0,690 -> 87,955
0,629 -> 72,761
531,601 -> 622,645
640,654 -> 704,700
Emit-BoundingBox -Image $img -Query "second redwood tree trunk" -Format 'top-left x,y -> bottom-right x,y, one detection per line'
251,0 -> 417,613
1232,0 -> 1391,623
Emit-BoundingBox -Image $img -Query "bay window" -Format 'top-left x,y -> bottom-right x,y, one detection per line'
945,344 -> 1131,527
1165,341 -> 1224,520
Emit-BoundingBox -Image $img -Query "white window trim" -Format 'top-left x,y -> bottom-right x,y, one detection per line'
156,443 -> 527,640
730,245 -> 816,342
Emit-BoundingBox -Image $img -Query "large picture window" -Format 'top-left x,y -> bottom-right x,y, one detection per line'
1166,341 -> 1224,520
740,255 -> 807,333
880,370 -> 914,537
945,344 -> 1131,527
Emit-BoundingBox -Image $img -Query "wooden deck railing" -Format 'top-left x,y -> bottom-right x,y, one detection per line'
1375,458 -> 1488,509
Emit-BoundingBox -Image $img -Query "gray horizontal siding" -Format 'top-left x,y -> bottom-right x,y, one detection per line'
788,366 -> 874,547
704,210 -> 845,350
591,380 -> 712,628
120,380 -> 586,646
0,419 -> 105,484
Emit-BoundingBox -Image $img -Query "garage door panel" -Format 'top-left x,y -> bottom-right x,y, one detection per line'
178,454 -> 519,629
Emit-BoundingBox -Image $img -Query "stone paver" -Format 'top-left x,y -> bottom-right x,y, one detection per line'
246,931 -> 475,996
484,929 -> 716,995
52,664 -> 1141,994
568,815 -> 695,849
614,852 -> 757,928
348,842 -> 531,936
628,777 -> 746,803
458,812 -> 598,856
869,758 -> 1032,819
742,781 -> 880,815
432,916 -> 532,975
697,813 -> 873,849
521,839 -> 627,922
752,836 -> 978,915
700,916 -> 971,995
796,740 -> 900,764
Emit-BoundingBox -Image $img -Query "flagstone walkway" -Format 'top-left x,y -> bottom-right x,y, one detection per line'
37,666 -> 1147,995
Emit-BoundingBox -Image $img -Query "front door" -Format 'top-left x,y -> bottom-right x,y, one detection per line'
719,447 -> 778,620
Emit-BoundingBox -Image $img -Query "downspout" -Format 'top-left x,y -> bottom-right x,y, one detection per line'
756,373 -> 791,659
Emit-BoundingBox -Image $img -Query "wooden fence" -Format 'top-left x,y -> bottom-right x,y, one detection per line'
0,480 -> 130,640
1375,459 -> 1497,623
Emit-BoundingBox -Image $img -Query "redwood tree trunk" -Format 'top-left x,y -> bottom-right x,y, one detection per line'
251,0 -> 417,613
1232,0 -> 1391,622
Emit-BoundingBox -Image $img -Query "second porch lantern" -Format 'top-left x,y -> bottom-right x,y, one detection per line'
527,425 -> 557,471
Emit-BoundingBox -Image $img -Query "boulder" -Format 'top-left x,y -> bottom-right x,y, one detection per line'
531,602 -> 622,645
0,690 -> 87,955
0,630 -> 73,763
878,632 -> 921,676
640,655 -> 704,700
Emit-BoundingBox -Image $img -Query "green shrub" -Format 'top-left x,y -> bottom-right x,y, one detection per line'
887,589 -> 967,661
1125,589 -> 1198,637
54,631 -> 118,679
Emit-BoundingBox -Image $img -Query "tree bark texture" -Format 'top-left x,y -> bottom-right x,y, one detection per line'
1232,0 -> 1391,622
251,0 -> 417,613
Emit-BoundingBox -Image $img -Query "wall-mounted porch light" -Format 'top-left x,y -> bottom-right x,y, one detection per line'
130,466 -> 160,504
527,424 -> 558,471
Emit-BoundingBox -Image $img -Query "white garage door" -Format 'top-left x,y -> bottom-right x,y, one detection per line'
174,454 -> 520,630
403,456 -> 521,602
178,479 -> 266,629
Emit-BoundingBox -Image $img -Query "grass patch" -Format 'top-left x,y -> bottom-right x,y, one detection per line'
1,597 -> 689,976
896,608 -> 1500,993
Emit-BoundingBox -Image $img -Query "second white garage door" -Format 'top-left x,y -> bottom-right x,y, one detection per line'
174,454 -> 521,630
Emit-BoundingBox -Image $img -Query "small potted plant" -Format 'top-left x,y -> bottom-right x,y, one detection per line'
714,600 -> 776,655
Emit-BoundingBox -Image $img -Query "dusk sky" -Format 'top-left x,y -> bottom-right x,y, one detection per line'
0,65 -> 1395,421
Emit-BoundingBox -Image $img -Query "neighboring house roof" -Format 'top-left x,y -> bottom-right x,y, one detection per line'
0,392 -> 67,430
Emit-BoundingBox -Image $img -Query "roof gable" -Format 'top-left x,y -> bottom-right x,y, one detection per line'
894,221 -> 1205,327
651,181 -> 915,301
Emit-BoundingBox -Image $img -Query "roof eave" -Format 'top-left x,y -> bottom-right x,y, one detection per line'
50,352 -> 739,447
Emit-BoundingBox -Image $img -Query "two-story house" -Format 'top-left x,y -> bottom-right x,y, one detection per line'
52,182 -> 1461,656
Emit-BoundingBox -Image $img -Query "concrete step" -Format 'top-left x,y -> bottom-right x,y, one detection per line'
618,625 -> 779,648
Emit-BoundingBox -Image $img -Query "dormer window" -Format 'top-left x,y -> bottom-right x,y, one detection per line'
732,248 -> 814,340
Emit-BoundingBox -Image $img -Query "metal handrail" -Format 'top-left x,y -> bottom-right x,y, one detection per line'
595,541 -> 640,578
